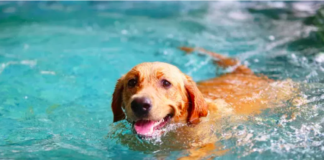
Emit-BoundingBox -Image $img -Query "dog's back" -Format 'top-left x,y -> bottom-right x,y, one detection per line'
198,73 -> 297,115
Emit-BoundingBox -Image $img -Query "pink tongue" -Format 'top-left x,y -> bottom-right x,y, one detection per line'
134,120 -> 156,135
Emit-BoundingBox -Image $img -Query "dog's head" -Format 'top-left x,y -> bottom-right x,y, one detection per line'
111,62 -> 208,137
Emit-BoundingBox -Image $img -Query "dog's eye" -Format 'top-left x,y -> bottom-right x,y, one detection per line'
128,79 -> 137,87
161,79 -> 171,88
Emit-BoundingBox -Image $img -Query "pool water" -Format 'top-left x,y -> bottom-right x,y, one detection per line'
1,1 -> 324,159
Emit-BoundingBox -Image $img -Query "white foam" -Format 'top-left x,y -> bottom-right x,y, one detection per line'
314,53 -> 324,63
228,11 -> 249,21
40,71 -> 56,75
0,60 -> 37,74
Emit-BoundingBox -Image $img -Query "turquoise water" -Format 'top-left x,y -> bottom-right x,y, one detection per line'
1,1 -> 324,159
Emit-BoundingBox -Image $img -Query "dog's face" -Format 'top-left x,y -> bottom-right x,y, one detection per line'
111,62 -> 208,137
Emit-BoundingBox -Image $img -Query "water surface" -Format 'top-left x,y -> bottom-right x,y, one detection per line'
0,1 -> 324,159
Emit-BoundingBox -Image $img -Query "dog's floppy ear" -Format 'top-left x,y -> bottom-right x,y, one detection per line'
184,75 -> 208,124
111,76 -> 126,122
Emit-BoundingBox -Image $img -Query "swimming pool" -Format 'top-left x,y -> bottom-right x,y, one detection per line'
0,1 -> 324,159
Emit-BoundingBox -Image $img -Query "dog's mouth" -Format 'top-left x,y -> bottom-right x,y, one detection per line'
133,114 -> 173,137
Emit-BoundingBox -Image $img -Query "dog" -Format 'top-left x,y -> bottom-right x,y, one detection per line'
110,47 -> 301,159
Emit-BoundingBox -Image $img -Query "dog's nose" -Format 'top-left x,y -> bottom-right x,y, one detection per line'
131,97 -> 152,117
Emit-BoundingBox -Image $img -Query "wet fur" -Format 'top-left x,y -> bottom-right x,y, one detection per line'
110,47 -> 299,159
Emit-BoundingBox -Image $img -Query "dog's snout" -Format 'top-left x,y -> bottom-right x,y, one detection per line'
131,97 -> 152,117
